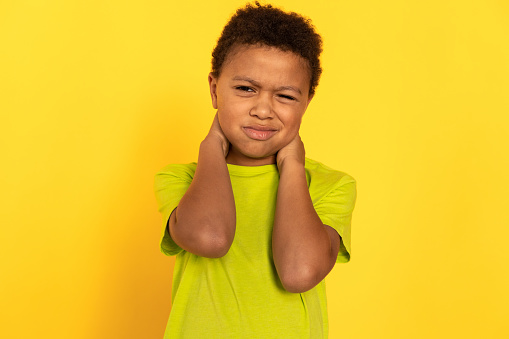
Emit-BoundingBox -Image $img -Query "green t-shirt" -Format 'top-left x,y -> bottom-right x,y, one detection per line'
154,158 -> 356,339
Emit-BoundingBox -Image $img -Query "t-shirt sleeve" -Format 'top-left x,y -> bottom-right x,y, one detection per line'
313,175 -> 357,263
154,165 -> 193,256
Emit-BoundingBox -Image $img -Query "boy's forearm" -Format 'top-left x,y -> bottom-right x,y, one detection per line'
272,160 -> 338,293
170,137 -> 236,258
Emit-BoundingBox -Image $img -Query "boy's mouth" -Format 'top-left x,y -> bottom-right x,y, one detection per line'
242,125 -> 278,141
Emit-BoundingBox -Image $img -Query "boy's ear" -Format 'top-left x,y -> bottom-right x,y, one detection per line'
208,73 -> 218,109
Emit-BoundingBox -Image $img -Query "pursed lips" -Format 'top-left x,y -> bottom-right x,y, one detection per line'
242,125 -> 278,141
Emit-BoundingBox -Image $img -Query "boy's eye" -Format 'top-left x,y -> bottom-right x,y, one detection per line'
278,94 -> 296,101
235,86 -> 254,92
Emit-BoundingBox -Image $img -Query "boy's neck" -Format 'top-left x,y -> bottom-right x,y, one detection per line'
226,148 -> 276,166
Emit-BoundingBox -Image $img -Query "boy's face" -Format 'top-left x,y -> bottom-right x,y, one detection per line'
209,44 -> 313,166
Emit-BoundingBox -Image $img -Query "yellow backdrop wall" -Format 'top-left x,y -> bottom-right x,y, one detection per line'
1,0 -> 508,338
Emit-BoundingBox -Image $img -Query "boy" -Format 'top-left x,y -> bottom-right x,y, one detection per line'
154,2 -> 356,338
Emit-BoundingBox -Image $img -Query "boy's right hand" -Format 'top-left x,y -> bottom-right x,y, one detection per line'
205,113 -> 230,158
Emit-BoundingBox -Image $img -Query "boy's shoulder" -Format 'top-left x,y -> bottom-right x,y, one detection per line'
305,157 -> 355,185
304,158 -> 356,203
155,163 -> 197,183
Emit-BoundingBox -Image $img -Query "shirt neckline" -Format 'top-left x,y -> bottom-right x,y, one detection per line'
226,163 -> 278,176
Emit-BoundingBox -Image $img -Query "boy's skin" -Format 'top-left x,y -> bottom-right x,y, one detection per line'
168,44 -> 341,293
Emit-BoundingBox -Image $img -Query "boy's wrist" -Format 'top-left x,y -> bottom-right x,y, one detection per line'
277,156 -> 305,174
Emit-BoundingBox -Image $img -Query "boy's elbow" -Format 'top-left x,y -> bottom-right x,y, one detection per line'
181,221 -> 234,258
171,212 -> 235,258
195,229 -> 233,258
278,265 -> 321,293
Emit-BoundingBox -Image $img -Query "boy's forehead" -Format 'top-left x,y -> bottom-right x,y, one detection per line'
224,43 -> 308,68
221,44 -> 311,85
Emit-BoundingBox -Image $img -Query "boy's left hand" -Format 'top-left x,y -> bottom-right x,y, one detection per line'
276,134 -> 305,170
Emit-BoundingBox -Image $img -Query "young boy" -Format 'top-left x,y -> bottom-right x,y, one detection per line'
154,2 -> 356,338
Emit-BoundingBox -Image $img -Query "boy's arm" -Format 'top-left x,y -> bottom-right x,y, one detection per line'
168,114 -> 236,258
272,135 -> 340,293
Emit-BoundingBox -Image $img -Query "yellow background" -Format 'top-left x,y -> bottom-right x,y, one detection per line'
1,0 -> 508,338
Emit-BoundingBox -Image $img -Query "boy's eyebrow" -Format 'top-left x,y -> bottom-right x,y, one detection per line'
232,76 -> 302,95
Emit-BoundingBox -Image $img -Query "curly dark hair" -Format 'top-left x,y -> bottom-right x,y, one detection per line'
211,2 -> 323,96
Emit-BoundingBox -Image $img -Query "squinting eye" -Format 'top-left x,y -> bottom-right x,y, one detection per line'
279,94 -> 296,101
236,86 -> 254,92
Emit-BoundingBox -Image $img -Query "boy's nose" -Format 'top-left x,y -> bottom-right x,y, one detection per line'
249,94 -> 273,120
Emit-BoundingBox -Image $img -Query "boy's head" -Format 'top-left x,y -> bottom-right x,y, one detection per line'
208,2 -> 323,166
211,2 -> 323,96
